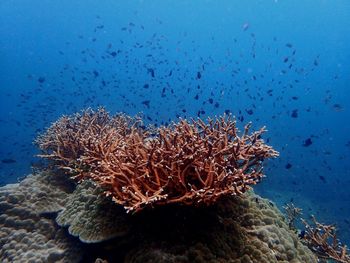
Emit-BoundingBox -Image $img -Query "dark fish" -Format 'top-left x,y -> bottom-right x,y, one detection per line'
285,163 -> 292,169
148,68 -> 155,77
286,43 -> 293,48
332,104 -> 343,111
1,159 -> 16,164
197,72 -> 201,79
110,51 -> 117,57
319,175 -> 326,183
291,109 -> 298,118
142,100 -> 150,108
302,138 -> 313,147
245,109 -> 254,115
38,77 -> 45,83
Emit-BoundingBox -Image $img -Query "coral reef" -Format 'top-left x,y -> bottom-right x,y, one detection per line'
0,171 -> 317,262
0,171 -> 82,263
36,108 -> 278,212
0,109 -> 321,262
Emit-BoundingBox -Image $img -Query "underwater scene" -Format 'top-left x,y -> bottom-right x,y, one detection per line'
0,0 -> 349,262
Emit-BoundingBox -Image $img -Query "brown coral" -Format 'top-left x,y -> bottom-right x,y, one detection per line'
36,108 -> 278,212
301,216 -> 350,263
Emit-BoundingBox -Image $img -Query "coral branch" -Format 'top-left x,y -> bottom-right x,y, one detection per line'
301,216 -> 350,263
36,108 -> 279,213
283,202 -> 302,230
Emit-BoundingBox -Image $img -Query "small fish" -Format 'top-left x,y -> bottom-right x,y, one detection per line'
38,77 -> 45,83
148,68 -> 155,78
319,175 -> 326,183
332,104 -> 343,112
302,138 -> 312,147
1,159 -> 16,164
245,109 -> 254,115
291,109 -> 298,118
285,163 -> 292,169
142,100 -> 150,108
242,23 -> 249,31
93,70 -> 99,77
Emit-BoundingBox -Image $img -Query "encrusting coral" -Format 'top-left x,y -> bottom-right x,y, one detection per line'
36,108 -> 279,212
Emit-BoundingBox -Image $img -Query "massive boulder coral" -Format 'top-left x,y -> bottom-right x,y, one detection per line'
0,170 -> 317,262
0,171 -> 82,263
56,180 -> 130,243
122,193 -> 317,263
36,108 -> 279,212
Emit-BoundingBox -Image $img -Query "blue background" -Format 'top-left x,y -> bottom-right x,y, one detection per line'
1,0 -> 350,243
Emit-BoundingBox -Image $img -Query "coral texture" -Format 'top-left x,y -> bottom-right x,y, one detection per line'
36,108 -> 278,212
0,172 -> 82,263
301,216 -> 350,263
0,171 -> 317,262
56,180 -> 130,243
120,192 -> 317,263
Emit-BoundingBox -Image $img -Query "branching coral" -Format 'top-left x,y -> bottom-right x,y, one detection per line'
36,108 -> 278,212
283,202 -> 302,230
301,216 -> 350,263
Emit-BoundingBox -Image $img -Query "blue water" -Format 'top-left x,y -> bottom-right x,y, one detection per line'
1,0 -> 350,243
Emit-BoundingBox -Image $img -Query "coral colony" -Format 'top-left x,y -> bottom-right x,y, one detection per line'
36,108 -> 279,213
2,108 -> 349,262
